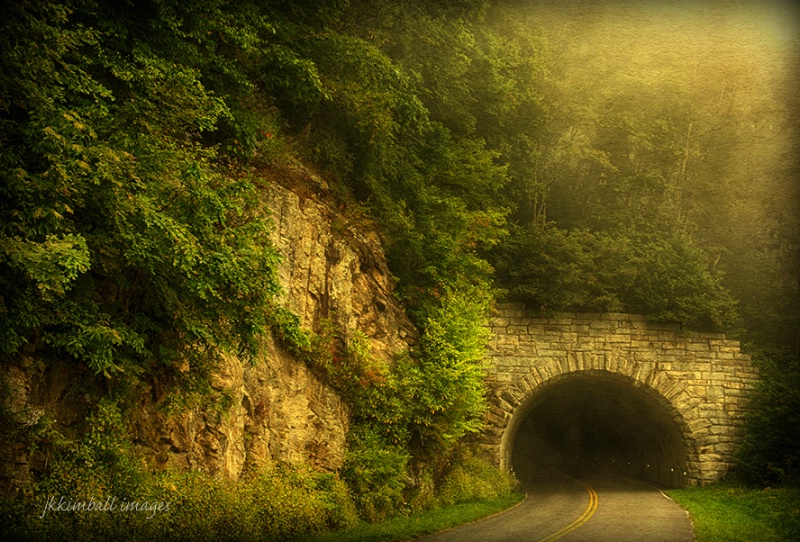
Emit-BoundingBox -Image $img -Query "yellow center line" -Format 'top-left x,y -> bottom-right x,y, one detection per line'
535,483 -> 599,542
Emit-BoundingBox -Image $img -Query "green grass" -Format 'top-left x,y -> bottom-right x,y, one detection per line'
295,493 -> 525,542
666,484 -> 800,542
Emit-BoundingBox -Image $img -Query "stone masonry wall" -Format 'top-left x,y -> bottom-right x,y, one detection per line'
482,303 -> 759,486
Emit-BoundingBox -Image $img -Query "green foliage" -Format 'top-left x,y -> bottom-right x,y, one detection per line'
0,0 -> 284,379
513,2 -> 798,347
667,483 -> 800,542
149,467 -> 357,542
497,223 -> 738,330
268,306 -> 314,356
436,455 -> 518,507
737,348 -> 800,487
1,462 -> 358,542
341,287 -> 490,457
403,286 -> 490,455
38,399 -> 147,499
342,427 -> 410,523
311,289 -> 493,521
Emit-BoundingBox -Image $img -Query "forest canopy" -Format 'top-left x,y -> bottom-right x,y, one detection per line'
2,0 -> 797,370
1,0 -> 798,507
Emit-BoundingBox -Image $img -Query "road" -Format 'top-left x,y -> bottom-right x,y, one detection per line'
419,474 -> 694,542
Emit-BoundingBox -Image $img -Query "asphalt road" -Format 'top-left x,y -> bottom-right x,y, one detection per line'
419,474 -> 695,542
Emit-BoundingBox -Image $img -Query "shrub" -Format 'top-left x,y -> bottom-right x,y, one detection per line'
341,427 -> 410,523
437,455 -> 518,507
1,445 -> 358,541
736,348 -> 800,487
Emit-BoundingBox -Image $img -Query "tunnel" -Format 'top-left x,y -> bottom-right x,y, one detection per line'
508,372 -> 689,488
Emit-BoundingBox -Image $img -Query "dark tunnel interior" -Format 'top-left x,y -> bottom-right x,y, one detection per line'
510,373 -> 688,488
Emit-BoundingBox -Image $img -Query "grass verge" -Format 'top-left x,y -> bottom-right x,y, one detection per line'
666,483 -> 800,542
296,492 -> 525,542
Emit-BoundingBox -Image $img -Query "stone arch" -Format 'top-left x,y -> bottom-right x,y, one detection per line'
482,305 -> 759,487
497,368 -> 700,487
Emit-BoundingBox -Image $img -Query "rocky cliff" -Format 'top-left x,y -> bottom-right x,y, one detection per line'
128,166 -> 416,479
1,164 -> 416,487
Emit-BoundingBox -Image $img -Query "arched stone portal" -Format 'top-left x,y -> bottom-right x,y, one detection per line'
507,372 -> 691,487
481,304 -> 759,487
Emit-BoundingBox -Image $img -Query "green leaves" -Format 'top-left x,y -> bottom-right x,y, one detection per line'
342,426 -> 410,522
737,349 -> 800,486
350,287 -> 490,454
498,224 -> 737,330
1,234 -> 90,298
0,0 -> 283,376
409,286 -> 489,447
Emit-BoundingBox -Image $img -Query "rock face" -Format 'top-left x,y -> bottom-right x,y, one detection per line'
130,169 -> 416,478
263,165 -> 416,355
1,164 -> 416,487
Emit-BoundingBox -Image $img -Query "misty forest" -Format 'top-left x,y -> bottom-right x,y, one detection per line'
1,0 -> 798,540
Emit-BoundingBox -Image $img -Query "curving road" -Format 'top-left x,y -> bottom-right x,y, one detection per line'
419,474 -> 694,542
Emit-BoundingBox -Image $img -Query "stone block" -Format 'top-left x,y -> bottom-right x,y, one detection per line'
500,390 -> 520,407
522,372 -> 539,389
535,349 -> 562,358
621,358 -> 638,379
490,406 -> 511,419
722,380 -> 746,390
580,351 -> 596,370
607,333 -> 632,343
573,312 -> 598,321
497,334 -> 519,346
663,379 -> 688,400
485,412 -> 507,427
589,319 -> 617,331
686,342 -> 709,352
506,385 -> 526,402
563,351 -> 577,372
707,386 -> 724,400
688,418 -> 712,432
708,425 -> 729,435
528,324 -> 546,338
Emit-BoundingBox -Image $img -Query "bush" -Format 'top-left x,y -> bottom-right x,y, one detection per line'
1,458 -> 358,541
736,348 -> 800,487
437,456 -> 518,507
341,427 -> 410,523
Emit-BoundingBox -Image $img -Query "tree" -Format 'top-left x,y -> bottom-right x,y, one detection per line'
0,0 -> 283,377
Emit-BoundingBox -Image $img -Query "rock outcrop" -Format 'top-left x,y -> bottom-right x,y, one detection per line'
1,164 -> 416,487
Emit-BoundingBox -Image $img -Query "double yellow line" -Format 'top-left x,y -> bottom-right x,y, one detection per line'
535,483 -> 598,542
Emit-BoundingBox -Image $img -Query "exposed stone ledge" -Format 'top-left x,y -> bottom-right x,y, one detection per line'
1,165 -> 417,489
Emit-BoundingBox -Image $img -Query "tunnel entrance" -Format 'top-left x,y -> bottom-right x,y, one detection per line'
509,372 -> 688,488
